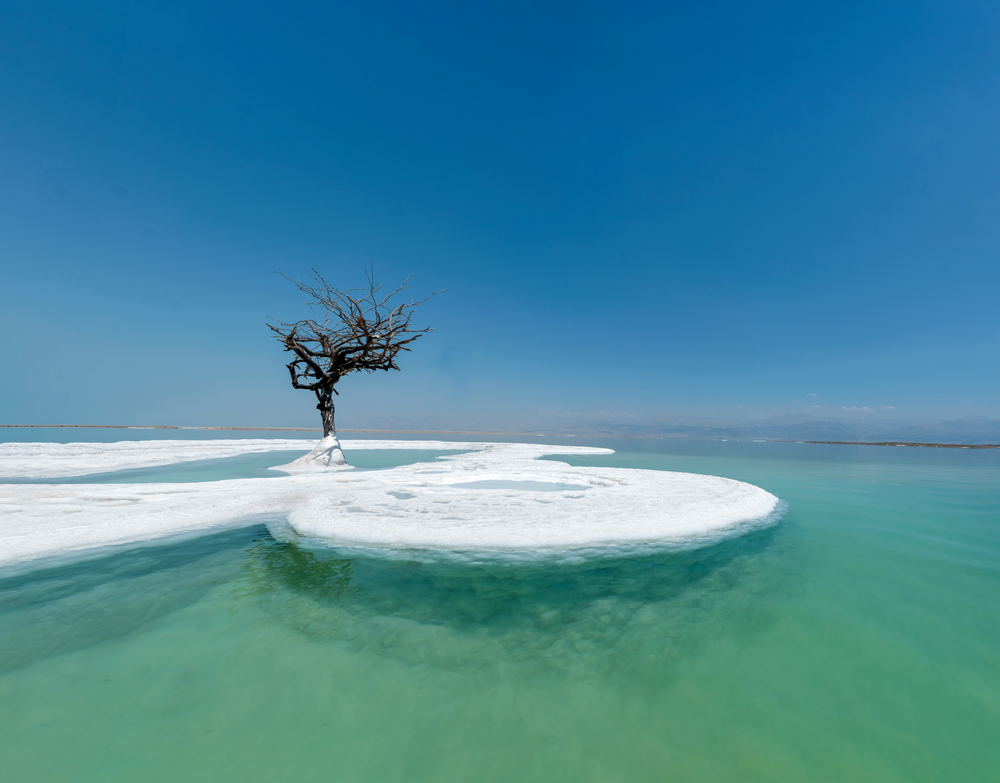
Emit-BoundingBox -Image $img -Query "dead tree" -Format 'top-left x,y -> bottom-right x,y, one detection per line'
268,268 -> 440,438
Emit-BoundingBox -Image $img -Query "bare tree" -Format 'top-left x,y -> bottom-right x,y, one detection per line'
268,268 -> 440,439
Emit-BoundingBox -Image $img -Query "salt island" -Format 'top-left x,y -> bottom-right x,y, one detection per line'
0,438 -> 782,568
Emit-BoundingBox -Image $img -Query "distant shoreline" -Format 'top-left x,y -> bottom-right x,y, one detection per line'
799,440 -> 1000,449
0,424 -> 576,437
1,425 -> 998,448
0,424 -> 323,431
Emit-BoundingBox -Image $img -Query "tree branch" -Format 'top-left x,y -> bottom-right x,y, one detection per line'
268,268 -> 443,400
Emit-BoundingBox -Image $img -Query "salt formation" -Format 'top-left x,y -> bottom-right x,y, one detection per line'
0,440 -> 783,569
0,438 -> 492,479
0,438 -> 314,478
273,435 -> 350,471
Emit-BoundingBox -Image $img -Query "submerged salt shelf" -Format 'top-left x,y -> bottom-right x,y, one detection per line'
0,440 -> 783,568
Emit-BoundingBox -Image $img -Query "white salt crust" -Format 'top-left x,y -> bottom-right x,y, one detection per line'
0,438 -> 490,479
0,440 -> 782,569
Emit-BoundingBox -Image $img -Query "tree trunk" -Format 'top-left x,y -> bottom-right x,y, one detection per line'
316,388 -> 336,437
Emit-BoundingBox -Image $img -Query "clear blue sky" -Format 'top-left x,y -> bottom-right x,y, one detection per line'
1,0 -> 998,428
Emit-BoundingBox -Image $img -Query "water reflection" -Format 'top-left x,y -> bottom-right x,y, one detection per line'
232,524 -> 797,678
0,519 -> 797,680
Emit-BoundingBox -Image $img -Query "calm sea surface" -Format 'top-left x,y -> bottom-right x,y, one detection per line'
1,431 -> 997,782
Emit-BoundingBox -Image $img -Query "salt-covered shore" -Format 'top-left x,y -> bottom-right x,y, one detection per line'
0,440 -> 783,569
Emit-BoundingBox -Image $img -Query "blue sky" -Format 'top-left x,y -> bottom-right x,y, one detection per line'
1,0 -> 998,429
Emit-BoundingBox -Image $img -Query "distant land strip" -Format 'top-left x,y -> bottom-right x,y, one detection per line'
0,424 -> 320,431
803,440 -> 1000,449
2,426 -> 997,447
0,425 -> 575,437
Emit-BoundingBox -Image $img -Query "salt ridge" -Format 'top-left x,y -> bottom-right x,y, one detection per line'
0,440 -> 782,569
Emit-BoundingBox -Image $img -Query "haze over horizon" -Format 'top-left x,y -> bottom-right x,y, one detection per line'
2,1 -> 998,430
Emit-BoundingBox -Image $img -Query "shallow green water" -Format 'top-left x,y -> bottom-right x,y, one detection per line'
1,438 -> 998,782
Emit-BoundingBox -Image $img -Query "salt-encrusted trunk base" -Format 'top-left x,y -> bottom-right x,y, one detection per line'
272,435 -> 352,472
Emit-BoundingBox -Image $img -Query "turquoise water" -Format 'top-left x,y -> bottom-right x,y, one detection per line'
0,448 -> 470,483
1,437 -> 998,781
